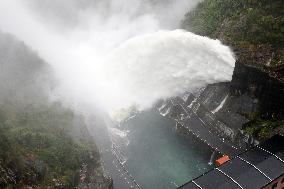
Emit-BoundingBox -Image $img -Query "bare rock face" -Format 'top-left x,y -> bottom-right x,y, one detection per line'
230,62 -> 284,120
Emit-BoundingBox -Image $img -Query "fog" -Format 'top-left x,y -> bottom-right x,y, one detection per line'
0,0 -> 235,119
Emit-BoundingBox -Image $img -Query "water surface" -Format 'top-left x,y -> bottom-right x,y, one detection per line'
120,110 -> 214,189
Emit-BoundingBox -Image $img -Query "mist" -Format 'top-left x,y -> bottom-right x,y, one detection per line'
0,0 -> 235,119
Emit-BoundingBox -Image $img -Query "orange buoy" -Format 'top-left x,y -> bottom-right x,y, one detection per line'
215,155 -> 230,167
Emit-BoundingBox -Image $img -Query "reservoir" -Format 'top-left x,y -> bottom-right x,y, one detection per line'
116,110 -> 214,189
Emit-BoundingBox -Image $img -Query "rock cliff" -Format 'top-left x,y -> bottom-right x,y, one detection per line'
178,0 -> 284,142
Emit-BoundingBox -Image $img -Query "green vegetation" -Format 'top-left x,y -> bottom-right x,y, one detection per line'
182,0 -> 284,68
243,119 -> 283,140
0,103 -> 100,188
0,32 -> 108,188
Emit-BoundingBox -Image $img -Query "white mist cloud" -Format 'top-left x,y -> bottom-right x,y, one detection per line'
0,0 -> 235,118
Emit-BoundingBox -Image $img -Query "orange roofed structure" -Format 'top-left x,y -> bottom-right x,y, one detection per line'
215,155 -> 230,167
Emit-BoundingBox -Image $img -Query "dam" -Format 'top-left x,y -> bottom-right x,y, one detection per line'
98,92 -> 253,188
91,91 -> 284,189
179,135 -> 284,189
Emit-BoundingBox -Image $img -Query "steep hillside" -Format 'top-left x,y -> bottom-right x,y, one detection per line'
0,32 -> 112,189
182,0 -> 284,79
182,0 -> 284,141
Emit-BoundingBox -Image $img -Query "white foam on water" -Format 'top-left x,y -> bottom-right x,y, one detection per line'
110,127 -> 129,138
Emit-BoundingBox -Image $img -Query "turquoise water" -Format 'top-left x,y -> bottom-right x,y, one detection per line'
121,111 -> 214,189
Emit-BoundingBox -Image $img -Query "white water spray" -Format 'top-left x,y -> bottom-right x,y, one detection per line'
101,30 -> 235,114
0,0 -> 235,119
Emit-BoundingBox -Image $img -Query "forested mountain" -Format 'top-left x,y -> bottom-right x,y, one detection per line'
182,0 -> 284,78
0,32 -> 112,189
